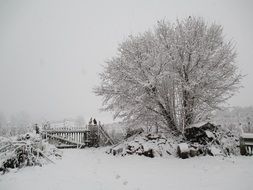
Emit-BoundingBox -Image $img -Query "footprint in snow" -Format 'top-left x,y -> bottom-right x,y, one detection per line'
123,181 -> 128,185
114,173 -> 128,186
115,174 -> 121,179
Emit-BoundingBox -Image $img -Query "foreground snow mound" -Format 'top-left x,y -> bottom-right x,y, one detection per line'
108,133 -> 182,157
0,133 -> 62,174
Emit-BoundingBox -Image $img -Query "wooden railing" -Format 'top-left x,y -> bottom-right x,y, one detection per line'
41,123 -> 115,148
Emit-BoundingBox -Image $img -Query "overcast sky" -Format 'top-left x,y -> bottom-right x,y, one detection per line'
0,0 -> 252,123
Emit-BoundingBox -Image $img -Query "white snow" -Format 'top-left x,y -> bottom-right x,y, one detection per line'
0,148 -> 252,190
210,146 -> 222,156
178,143 -> 189,153
189,121 -> 210,128
205,130 -> 215,139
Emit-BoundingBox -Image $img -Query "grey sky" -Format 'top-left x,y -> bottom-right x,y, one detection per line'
0,0 -> 252,123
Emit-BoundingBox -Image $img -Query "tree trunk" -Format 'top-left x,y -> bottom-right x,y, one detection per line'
157,101 -> 178,132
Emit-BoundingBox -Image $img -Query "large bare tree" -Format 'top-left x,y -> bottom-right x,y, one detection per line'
94,17 -> 242,133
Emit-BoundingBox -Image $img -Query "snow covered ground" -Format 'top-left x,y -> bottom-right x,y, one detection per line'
0,148 -> 252,190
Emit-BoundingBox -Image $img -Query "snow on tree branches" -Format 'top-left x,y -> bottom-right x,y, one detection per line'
94,17 -> 242,132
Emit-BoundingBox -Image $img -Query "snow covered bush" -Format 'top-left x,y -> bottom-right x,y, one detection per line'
0,133 -> 62,174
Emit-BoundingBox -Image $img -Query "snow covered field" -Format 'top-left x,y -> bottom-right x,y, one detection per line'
0,148 -> 252,190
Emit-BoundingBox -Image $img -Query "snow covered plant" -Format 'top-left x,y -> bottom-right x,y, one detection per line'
94,17 -> 242,133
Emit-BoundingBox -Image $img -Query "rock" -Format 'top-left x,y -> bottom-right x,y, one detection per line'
146,134 -> 160,140
189,147 -> 198,157
205,130 -> 215,139
209,146 -> 222,156
112,147 -> 123,156
142,149 -> 154,158
177,143 -> 189,159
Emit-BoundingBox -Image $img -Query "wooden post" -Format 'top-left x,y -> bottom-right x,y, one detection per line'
97,122 -> 100,143
83,131 -> 86,143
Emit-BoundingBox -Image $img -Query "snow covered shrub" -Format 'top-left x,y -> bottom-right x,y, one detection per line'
0,133 -> 62,174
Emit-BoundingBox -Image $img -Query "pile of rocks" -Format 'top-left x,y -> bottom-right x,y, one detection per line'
108,122 -> 240,159
108,133 -> 181,158
177,122 -> 240,158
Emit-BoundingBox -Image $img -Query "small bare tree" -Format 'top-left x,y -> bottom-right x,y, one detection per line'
94,17 -> 242,133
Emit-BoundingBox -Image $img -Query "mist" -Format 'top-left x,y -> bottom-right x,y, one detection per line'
0,0 -> 253,124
